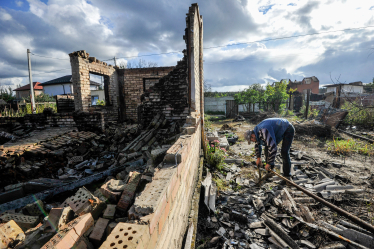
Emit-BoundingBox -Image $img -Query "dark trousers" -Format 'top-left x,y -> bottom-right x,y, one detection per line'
264,124 -> 295,176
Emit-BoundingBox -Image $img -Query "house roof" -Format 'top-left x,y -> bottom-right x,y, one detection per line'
13,82 -> 43,91
304,76 -> 319,82
41,75 -> 101,86
324,81 -> 363,88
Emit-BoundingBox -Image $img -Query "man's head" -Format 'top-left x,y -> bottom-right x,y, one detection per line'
244,130 -> 257,144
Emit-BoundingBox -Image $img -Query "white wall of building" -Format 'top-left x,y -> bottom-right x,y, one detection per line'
43,84 -> 73,96
205,96 -> 259,114
326,85 -> 363,94
90,90 -> 105,105
342,85 -> 363,93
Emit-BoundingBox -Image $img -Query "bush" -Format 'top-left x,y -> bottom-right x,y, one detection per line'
300,105 -> 319,119
342,102 -> 374,128
327,138 -> 374,156
206,140 -> 227,171
205,111 -> 225,115
23,93 -> 55,103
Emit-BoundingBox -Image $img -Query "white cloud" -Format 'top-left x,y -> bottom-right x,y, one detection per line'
0,0 -> 373,91
15,1 -> 23,7
0,8 -> 12,21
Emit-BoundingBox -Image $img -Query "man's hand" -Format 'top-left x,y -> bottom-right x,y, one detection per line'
265,164 -> 272,171
256,158 -> 262,167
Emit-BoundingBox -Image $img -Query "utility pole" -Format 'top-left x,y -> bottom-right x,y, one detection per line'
114,56 -> 117,67
27,49 -> 36,114
305,89 -> 310,119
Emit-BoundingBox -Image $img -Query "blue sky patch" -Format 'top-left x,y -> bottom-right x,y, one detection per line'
258,4 -> 275,14
1,0 -> 30,12
287,3 -> 297,6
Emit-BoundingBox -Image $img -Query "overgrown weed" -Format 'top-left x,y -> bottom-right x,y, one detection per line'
327,137 -> 374,156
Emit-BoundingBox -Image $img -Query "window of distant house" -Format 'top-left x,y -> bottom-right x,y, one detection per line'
305,79 -> 311,84
91,96 -> 99,105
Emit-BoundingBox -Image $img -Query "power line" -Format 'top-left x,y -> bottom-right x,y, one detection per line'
7,68 -> 71,78
5,24 -> 374,79
31,53 -> 70,60
30,25 -> 374,62
33,68 -> 71,76
105,24 -> 374,60
203,25 -> 374,50
102,51 -> 182,61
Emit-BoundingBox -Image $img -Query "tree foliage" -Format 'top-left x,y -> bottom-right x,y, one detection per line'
265,81 -> 289,111
23,93 -> 55,103
234,81 -> 289,112
0,86 -> 15,102
234,83 -> 265,112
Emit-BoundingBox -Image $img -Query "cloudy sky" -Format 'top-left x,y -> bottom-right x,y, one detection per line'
0,0 -> 373,92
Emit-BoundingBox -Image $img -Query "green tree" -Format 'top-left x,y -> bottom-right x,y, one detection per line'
234,83 -> 265,112
0,86 -> 15,102
23,93 -> 55,103
265,81 -> 289,112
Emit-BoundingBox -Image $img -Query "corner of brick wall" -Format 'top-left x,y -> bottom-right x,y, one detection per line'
133,118 -> 201,249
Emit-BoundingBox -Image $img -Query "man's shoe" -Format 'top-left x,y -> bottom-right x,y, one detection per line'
280,176 -> 292,186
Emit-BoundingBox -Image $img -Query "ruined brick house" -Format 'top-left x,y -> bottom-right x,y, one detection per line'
69,5 -> 203,128
0,4 -> 203,249
286,76 -> 320,94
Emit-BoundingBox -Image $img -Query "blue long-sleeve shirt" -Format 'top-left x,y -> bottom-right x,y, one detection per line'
253,118 -> 291,165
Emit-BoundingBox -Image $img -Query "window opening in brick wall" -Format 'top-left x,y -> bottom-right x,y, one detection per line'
89,73 -> 110,107
143,78 -> 160,92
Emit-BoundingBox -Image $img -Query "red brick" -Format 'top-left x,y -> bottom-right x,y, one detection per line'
100,223 -> 150,249
158,197 -> 171,233
149,194 -> 166,235
0,220 -> 25,248
89,218 -> 110,247
117,172 -> 142,211
100,181 -> 122,202
171,177 -> 181,201
146,225 -> 159,249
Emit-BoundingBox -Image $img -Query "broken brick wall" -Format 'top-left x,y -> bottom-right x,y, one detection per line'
132,116 -> 202,249
0,112 -> 104,132
188,4 -> 204,115
130,4 -> 204,249
137,5 -> 203,127
117,67 -> 174,122
69,50 -> 119,121
138,59 -> 189,126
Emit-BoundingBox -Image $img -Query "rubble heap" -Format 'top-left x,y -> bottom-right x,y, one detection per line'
198,146 -> 371,248
0,113 -> 184,248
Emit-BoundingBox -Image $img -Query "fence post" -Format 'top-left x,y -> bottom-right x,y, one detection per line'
305,89 -> 310,119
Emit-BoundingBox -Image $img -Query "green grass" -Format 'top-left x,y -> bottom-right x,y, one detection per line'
213,178 -> 229,191
327,138 -> 374,156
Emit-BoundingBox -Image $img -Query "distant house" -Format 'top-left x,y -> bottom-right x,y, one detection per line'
13,82 -> 43,99
41,75 -> 102,96
288,76 -> 319,94
323,81 -> 364,95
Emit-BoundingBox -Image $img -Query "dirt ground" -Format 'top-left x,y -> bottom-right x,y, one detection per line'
197,115 -> 374,248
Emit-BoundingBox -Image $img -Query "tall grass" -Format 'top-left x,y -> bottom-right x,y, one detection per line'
327,138 -> 374,156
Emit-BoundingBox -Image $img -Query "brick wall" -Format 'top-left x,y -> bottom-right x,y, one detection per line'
0,112 -> 104,132
69,50 -> 118,114
117,67 -> 174,122
138,59 -> 189,126
131,115 -> 202,249
289,79 -> 319,94
187,5 -> 203,114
